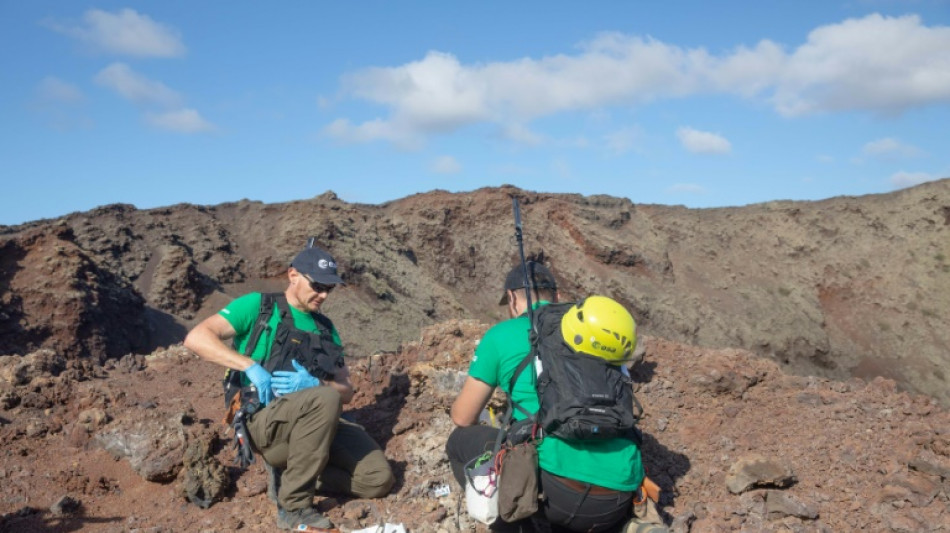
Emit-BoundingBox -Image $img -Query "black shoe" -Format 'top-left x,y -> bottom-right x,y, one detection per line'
276,506 -> 333,530
491,517 -> 538,533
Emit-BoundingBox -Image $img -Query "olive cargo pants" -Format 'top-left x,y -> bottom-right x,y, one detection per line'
247,386 -> 394,511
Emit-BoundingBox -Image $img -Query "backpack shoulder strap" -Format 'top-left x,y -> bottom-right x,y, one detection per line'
243,292 -> 279,356
272,293 -> 294,327
312,312 -> 337,341
223,292 -> 279,409
506,349 -> 537,420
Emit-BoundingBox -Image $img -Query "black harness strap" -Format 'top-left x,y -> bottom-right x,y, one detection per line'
491,320 -> 540,453
261,295 -> 295,374
223,293 -> 278,407
246,293 -> 278,356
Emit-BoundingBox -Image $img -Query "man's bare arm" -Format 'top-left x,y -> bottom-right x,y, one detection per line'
183,314 -> 256,371
450,377 -> 494,427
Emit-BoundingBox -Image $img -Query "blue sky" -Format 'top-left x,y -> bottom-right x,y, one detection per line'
2,1 -> 949,226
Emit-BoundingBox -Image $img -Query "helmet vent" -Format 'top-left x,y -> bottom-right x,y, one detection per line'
573,334 -> 583,346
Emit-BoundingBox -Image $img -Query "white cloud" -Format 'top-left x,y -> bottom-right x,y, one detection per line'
329,14 -> 950,146
47,8 -> 185,57
667,183 -> 708,194
677,127 -> 732,154
93,63 -> 213,134
703,40 -> 787,96
331,40 -> 698,145
95,63 -> 181,107
321,118 -> 422,150
889,171 -> 937,189
36,77 -> 84,103
430,155 -> 461,174
774,14 -> 950,116
145,109 -> 215,133
343,52 -> 491,130
863,137 -> 923,158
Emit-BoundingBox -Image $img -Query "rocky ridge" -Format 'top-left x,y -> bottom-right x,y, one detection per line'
1,182 -> 948,404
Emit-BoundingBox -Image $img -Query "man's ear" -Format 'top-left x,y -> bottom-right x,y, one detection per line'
506,289 -> 518,317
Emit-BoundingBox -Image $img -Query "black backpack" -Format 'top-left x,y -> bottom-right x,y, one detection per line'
222,293 -> 344,409
507,302 -> 642,443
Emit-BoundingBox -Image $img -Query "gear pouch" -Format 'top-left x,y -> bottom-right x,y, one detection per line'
497,441 -> 539,522
464,451 -> 498,525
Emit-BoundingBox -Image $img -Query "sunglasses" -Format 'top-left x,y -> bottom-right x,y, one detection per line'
309,280 -> 335,294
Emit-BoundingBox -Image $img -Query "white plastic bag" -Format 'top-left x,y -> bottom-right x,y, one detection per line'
464,451 -> 498,525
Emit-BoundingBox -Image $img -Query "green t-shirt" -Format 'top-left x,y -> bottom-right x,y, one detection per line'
468,302 -> 645,491
219,292 -> 344,368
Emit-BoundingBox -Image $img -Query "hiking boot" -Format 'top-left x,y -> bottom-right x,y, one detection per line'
276,506 -> 333,530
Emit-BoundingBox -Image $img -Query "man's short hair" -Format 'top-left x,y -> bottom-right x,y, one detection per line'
499,261 -> 557,305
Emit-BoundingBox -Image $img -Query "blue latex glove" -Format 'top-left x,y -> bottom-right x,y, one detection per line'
244,363 -> 274,405
272,359 -> 321,395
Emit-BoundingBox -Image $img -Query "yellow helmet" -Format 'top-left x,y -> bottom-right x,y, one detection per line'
560,295 -> 636,364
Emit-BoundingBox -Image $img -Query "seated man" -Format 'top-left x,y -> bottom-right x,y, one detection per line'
446,261 -> 666,532
184,243 -> 394,530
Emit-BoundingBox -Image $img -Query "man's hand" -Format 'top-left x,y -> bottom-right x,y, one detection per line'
272,359 -> 320,395
245,363 -> 274,405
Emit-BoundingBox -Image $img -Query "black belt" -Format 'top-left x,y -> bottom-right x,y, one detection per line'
549,474 -> 622,496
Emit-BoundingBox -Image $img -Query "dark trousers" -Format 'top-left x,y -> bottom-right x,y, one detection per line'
445,425 -> 633,533
248,386 -> 394,510
539,470 -> 633,532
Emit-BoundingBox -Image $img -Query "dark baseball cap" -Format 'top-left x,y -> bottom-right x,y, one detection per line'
499,261 -> 557,305
291,246 -> 345,285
